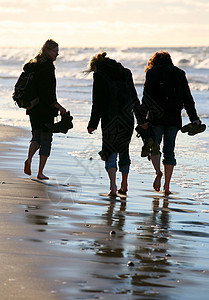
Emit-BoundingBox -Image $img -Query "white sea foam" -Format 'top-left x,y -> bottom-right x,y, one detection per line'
1,46 -> 209,123
1,46 -> 209,138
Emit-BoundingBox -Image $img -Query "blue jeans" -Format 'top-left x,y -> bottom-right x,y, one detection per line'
105,152 -> 130,174
152,125 -> 179,165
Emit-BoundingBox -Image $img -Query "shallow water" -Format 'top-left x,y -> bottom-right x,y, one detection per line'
1,124 -> 209,299
25,180 -> 209,300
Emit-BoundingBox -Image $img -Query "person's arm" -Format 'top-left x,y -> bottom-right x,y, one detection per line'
87,73 -> 103,132
182,72 -> 200,123
43,64 -> 66,115
39,65 -> 57,106
125,69 -> 147,125
53,102 -> 66,115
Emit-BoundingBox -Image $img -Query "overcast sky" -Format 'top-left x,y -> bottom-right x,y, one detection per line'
0,0 -> 209,48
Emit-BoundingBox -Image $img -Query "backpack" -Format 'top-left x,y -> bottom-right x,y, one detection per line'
12,71 -> 39,109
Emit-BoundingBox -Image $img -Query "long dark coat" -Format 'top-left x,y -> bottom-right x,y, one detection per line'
88,58 -> 142,159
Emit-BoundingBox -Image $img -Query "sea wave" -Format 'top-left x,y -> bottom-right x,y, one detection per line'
1,46 -> 209,126
1,46 -> 209,68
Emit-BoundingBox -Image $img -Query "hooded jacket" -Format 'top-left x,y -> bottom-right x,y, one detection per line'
88,58 -> 142,131
142,63 -> 199,128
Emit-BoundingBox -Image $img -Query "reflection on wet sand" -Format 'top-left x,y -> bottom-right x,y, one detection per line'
26,213 -> 48,226
80,197 -> 173,298
95,200 -> 126,258
130,197 -> 171,296
25,204 -> 48,226
79,193 -> 208,299
20,179 -> 209,299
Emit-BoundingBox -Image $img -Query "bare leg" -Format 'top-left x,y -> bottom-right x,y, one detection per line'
37,155 -> 49,180
163,164 -> 174,195
150,153 -> 163,192
119,172 -> 128,194
24,141 -> 39,176
107,168 -> 117,196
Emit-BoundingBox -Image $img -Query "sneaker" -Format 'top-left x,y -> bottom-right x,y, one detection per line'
151,142 -> 160,156
188,123 -> 206,136
141,137 -> 154,157
181,122 -> 206,136
181,123 -> 193,133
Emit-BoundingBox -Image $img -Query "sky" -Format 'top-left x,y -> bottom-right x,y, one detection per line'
0,0 -> 209,48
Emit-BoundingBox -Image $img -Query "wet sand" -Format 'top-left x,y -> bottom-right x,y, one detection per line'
0,124 -> 209,300
0,126 -> 57,299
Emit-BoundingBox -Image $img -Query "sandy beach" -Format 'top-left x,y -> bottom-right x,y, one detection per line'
0,123 -> 209,300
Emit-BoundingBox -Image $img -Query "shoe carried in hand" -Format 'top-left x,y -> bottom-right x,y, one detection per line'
181,122 -> 206,136
45,111 -> 73,134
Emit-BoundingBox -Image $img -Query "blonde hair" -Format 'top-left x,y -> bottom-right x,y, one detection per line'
29,39 -> 58,64
85,51 -> 107,73
144,51 -> 173,72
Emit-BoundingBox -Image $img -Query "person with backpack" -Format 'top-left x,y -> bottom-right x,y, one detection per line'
23,39 -> 66,180
86,52 -> 143,197
140,51 -> 201,195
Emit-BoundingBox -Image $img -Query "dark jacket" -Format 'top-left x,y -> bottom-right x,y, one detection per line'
88,58 -> 142,157
141,63 -> 199,128
24,58 -> 58,130
88,58 -> 142,130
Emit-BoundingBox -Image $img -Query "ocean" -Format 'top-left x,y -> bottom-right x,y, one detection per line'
1,46 -> 209,126
0,46 -> 208,194
1,46 -> 209,299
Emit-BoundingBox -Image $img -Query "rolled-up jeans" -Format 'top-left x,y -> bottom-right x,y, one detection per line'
105,152 -> 130,174
31,129 -> 53,157
152,125 -> 179,165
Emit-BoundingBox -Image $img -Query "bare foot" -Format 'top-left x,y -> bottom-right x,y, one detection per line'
163,188 -> 171,196
108,185 -> 117,197
37,174 -> 49,180
24,159 -> 31,176
108,182 -> 117,195
153,171 -> 163,192
117,188 -> 127,195
108,191 -> 117,197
